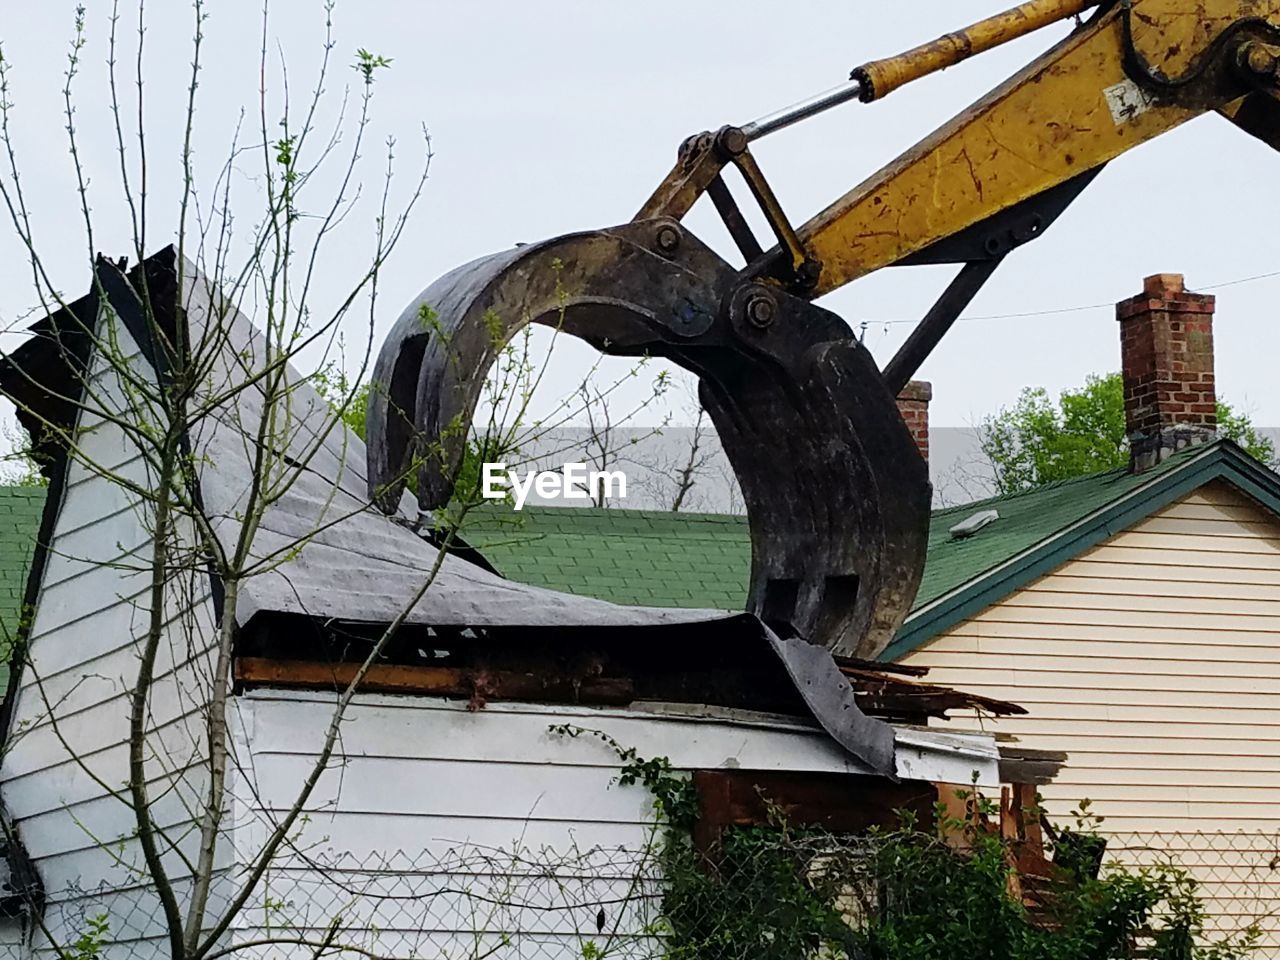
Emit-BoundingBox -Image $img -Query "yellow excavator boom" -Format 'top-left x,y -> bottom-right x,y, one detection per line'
853,0 -> 1104,102
801,0 -> 1280,293
369,0 -> 1280,671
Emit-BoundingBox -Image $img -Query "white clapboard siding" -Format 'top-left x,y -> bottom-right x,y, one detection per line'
222,691 -> 982,958
236,692 -> 914,833
904,479 -> 1280,943
0,313 -> 222,958
18,874 -> 239,960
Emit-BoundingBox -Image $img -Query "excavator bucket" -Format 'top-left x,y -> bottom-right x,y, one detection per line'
367,219 -> 930,660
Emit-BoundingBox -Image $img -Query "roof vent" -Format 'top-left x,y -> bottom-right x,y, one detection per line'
949,508 -> 999,540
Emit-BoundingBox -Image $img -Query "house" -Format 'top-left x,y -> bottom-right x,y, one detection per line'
462,274 -> 1280,949
0,250 -> 1031,960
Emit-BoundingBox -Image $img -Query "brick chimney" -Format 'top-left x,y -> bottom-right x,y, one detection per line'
1116,273 -> 1216,472
897,380 -> 932,462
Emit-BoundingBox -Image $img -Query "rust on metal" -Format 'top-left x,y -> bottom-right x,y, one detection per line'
801,0 -> 1280,294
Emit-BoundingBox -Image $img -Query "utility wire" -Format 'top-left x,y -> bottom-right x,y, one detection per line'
1201,268 -> 1280,291
864,267 -> 1280,327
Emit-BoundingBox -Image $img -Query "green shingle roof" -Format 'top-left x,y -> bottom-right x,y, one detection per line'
4,441 -> 1278,667
463,508 -> 751,610
464,440 -> 1280,660
913,442 -> 1206,611
0,486 -> 45,662
464,444 -> 1206,615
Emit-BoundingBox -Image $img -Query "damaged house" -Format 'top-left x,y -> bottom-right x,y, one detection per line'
0,250 -> 1043,959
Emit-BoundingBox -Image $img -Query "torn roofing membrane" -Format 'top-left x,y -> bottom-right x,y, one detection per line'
140,250 -> 741,633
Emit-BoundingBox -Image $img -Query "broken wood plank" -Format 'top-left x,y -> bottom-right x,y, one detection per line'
234,657 -> 635,706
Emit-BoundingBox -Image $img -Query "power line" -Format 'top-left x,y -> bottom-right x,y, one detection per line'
1202,269 -> 1280,291
861,266 -> 1280,327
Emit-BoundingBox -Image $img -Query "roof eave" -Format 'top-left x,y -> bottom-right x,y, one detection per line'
884,440 -> 1280,661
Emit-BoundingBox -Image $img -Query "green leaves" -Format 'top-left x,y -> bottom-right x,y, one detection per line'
312,365 -> 371,442
548,723 -> 699,828
1214,402 -> 1275,467
61,914 -> 109,960
549,728 -> 1253,959
980,373 -> 1127,495
352,49 -> 392,84
659,815 -> 1253,960
274,135 -> 295,170
980,372 -> 1276,495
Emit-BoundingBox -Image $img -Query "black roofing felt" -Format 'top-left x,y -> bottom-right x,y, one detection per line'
3,250 -> 735,635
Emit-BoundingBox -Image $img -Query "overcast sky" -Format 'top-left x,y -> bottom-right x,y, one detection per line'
0,1 -> 1276,431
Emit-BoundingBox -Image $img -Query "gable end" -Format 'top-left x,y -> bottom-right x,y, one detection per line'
885,443 -> 1280,661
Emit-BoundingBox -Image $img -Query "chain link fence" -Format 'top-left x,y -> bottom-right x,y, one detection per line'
33,829 -> 1280,959
1104,831 -> 1280,954
39,841 -> 667,960
250,843 -> 666,960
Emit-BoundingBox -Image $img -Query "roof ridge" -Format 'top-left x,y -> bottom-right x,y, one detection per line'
931,464 -> 1131,517
929,440 -> 1227,518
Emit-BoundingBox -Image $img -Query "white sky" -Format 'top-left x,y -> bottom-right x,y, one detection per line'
0,1 -> 1277,430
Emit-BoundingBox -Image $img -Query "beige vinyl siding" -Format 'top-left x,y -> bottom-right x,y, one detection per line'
904,479 -> 1280,946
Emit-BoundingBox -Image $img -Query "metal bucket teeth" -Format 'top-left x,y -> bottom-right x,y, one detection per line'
367,220 -> 930,660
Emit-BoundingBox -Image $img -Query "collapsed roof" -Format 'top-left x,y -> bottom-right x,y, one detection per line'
6,250 -> 731,633
0,248 -> 1021,778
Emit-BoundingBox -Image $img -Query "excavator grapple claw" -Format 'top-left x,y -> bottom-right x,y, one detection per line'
368,221 -> 930,659
368,0 -> 1280,687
